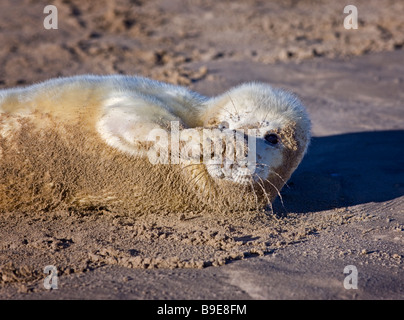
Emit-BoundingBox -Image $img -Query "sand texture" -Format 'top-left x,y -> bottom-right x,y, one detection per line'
0,0 -> 403,299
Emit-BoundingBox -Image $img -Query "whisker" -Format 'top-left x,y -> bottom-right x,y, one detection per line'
220,107 -> 235,117
255,162 -> 290,188
181,162 -> 220,170
190,169 -> 213,200
263,177 -> 285,210
248,177 -> 260,212
262,109 -> 272,123
182,162 -> 204,170
192,169 -> 208,187
255,174 -> 274,215
227,93 -> 240,118
181,163 -> 201,172
186,168 -> 206,188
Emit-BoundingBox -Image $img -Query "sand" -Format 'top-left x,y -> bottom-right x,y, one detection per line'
0,0 -> 403,299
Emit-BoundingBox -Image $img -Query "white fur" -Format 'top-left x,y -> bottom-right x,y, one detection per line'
202,82 -> 311,183
0,75 -> 311,184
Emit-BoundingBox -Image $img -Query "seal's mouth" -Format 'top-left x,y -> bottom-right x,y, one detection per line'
205,158 -> 258,185
199,127 -> 260,185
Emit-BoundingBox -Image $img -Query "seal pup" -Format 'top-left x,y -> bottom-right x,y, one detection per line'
0,75 -> 310,213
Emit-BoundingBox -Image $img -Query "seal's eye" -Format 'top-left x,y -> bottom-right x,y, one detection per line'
218,121 -> 229,131
264,133 -> 279,145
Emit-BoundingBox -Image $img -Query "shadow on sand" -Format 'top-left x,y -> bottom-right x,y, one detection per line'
274,130 -> 404,214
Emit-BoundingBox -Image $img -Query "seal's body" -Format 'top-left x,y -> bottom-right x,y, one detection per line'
0,75 -> 310,213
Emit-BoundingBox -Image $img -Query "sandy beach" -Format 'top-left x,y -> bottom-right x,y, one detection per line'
0,0 -> 403,299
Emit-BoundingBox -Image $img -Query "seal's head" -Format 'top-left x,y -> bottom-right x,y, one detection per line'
188,83 -> 311,207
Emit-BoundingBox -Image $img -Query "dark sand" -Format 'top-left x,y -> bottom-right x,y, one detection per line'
0,0 -> 403,299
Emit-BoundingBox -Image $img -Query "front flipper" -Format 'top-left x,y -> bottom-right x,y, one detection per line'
97,93 -> 185,158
